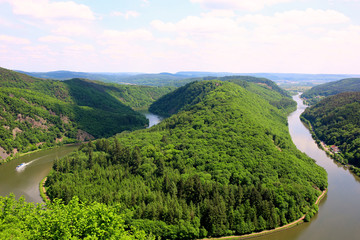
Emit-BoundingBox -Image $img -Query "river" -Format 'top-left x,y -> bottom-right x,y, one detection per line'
0,112 -> 162,204
138,110 -> 164,128
252,94 -> 360,240
0,145 -> 78,203
2,100 -> 360,238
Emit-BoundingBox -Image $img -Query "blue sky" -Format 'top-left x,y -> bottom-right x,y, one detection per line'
0,0 -> 359,74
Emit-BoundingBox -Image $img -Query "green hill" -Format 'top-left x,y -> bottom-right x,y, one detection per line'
149,76 -> 295,117
301,92 -> 360,169
0,67 -> 171,162
45,80 -> 327,239
302,78 -> 360,105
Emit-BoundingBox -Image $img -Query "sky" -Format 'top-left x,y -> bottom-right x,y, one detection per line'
0,0 -> 359,74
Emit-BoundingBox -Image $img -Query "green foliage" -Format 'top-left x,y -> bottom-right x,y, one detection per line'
64,78 -> 174,110
46,81 -> 327,239
150,77 -> 295,117
0,194 -> 152,239
302,92 -> 360,167
0,67 -> 155,162
149,81 -> 222,117
302,78 -> 360,105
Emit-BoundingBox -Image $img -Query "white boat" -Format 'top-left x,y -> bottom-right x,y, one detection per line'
16,163 -> 25,171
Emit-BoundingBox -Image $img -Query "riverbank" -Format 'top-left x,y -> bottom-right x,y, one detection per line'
203,189 -> 327,240
299,117 -> 359,176
39,177 -> 51,203
0,142 -> 81,166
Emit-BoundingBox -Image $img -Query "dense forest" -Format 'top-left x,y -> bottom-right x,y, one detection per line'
301,92 -> 360,170
0,67 -> 170,162
63,78 -> 175,110
149,76 -> 295,117
301,78 -> 360,105
45,80 -> 327,239
0,194 -> 150,239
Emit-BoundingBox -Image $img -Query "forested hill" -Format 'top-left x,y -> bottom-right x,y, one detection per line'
301,78 -> 360,104
0,67 -> 170,162
46,80 -> 327,239
149,76 -> 295,117
301,92 -> 360,168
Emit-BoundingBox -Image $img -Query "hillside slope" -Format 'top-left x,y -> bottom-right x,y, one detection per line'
302,78 -> 360,104
46,81 -> 327,239
301,92 -> 360,168
149,76 -> 295,117
0,67 -> 149,162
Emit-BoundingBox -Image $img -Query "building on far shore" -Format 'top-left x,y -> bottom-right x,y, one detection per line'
330,145 -> 340,153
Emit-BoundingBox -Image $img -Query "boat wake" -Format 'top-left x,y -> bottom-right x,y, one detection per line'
16,163 -> 27,172
15,159 -> 36,172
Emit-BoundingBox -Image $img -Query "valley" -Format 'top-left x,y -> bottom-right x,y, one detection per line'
0,67 -> 172,164
0,70 -> 359,239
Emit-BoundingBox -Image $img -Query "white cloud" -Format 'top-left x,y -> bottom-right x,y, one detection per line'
101,29 -> 154,44
157,37 -> 196,47
200,10 -> 236,18
99,29 -> 153,61
4,0 -> 95,21
0,16 -> 15,27
64,44 -> 95,52
274,8 -> 349,26
238,8 -> 350,26
1,0 -> 96,38
190,0 -> 293,11
148,8 -> 360,73
152,16 -> 246,38
0,35 -> 30,44
111,10 -> 140,19
51,21 -> 93,36
39,35 -> 74,43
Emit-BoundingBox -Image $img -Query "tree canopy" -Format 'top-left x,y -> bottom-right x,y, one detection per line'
0,67 -> 171,162
301,92 -> 360,168
302,78 -> 360,105
45,80 -> 327,239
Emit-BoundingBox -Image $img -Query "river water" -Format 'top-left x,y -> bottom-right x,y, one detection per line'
138,110 -> 164,128
2,101 -> 360,239
253,94 -> 360,240
0,112 -> 162,204
0,145 -> 78,203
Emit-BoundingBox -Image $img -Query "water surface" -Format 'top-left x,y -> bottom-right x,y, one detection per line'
253,94 -> 360,240
0,111 -> 163,204
0,145 -> 78,203
139,110 -> 164,128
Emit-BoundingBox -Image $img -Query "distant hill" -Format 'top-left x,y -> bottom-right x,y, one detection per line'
62,78 -> 174,110
0,67 -> 170,162
302,78 -> 360,104
301,92 -> 360,171
149,76 -> 295,117
46,80 -> 326,239
16,70 -> 360,87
